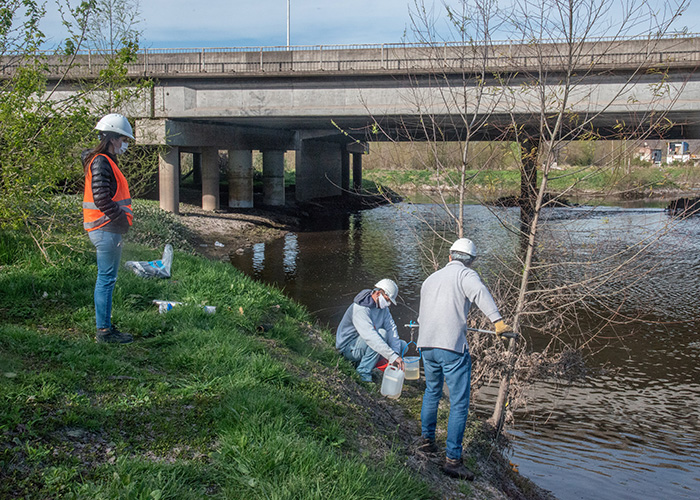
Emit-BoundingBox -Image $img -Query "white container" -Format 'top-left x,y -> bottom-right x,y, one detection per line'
154,300 -> 183,313
380,365 -> 405,399
404,356 -> 420,380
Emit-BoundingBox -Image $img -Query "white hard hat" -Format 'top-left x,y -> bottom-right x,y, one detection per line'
450,238 -> 476,257
374,278 -> 398,305
95,113 -> 134,139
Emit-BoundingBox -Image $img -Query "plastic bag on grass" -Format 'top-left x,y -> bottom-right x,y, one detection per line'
124,244 -> 173,279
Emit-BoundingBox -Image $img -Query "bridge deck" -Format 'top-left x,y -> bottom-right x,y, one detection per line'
2,35 -> 699,80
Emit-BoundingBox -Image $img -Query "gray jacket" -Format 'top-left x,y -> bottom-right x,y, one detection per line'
417,260 -> 502,353
335,289 -> 402,363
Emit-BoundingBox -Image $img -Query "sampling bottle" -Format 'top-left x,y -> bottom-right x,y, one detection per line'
380,365 -> 405,399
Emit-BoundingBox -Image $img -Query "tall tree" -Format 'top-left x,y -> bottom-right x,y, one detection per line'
0,1 -> 93,234
0,0 -> 155,253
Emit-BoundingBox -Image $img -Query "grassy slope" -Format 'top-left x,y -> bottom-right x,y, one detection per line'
1,198 -> 437,499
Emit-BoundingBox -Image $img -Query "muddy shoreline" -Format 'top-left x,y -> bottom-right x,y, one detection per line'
176,203 -> 299,260
176,191 -> 398,260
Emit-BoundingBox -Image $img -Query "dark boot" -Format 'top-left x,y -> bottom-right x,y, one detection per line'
96,325 -> 133,344
443,457 -> 475,481
417,437 -> 438,454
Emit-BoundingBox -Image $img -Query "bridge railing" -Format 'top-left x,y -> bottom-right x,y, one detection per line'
1,34 -> 699,79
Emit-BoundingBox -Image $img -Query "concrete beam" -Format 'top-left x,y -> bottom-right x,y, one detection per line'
135,118 -> 296,150
346,142 -> 369,154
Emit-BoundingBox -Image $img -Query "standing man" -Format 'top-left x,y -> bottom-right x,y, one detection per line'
417,238 -> 514,480
336,279 -> 406,382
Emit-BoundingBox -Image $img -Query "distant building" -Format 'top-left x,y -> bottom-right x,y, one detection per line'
666,141 -> 697,164
638,143 -> 663,164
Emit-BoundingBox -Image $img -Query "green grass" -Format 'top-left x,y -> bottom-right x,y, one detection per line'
363,165 -> 700,198
0,198 -> 434,499
364,168 -> 521,193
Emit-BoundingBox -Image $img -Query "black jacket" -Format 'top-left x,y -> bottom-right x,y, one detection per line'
84,152 -> 130,234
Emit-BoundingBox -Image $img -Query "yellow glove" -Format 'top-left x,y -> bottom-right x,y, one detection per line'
494,320 -> 517,339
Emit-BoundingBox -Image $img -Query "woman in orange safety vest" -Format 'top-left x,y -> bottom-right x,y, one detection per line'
82,113 -> 135,344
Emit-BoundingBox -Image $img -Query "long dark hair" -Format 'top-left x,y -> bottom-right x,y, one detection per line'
83,132 -> 120,174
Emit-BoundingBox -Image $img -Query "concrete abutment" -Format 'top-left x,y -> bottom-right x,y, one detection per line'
262,150 -> 285,206
228,150 -> 254,208
158,146 -> 180,214
201,147 -> 220,211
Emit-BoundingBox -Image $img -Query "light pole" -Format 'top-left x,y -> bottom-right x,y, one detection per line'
286,0 -> 290,48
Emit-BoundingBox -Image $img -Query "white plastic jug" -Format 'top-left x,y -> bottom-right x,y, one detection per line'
380,365 -> 405,399
404,356 -> 420,380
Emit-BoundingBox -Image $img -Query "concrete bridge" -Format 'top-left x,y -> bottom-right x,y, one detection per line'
9,35 -> 700,213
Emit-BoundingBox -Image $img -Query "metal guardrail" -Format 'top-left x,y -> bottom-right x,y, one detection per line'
2,33 -> 699,79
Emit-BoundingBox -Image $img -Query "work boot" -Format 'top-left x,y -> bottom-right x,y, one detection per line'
443,457 -> 475,481
417,437 -> 439,454
96,325 -> 133,344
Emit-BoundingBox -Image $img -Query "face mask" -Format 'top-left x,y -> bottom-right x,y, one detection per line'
116,140 -> 129,155
378,295 -> 391,309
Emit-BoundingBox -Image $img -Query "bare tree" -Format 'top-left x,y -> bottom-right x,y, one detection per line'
487,0 -> 690,431
370,0 -> 691,432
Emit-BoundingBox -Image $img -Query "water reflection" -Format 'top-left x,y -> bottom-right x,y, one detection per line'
283,234 -> 298,275
229,203 -> 700,500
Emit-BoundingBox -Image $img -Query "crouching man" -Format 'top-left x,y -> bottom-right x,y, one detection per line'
336,279 -> 406,382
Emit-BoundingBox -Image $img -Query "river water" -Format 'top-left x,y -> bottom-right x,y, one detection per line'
229,202 -> 700,500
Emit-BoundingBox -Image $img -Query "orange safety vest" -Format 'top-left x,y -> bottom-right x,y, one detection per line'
83,154 -> 133,232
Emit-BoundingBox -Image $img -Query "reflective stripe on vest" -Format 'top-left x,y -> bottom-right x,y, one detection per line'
83,154 -> 133,231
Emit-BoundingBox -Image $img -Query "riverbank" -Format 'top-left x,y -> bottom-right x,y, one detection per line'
176,203 -> 299,260
362,165 -> 700,203
174,187 -> 401,260
0,197 -> 554,499
160,200 -> 556,499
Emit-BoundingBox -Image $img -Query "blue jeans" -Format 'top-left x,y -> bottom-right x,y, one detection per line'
340,329 -> 406,381
420,347 -> 472,460
88,230 -> 123,330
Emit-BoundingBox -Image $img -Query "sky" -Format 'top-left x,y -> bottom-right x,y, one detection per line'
39,0 -> 420,49
37,0 -> 700,50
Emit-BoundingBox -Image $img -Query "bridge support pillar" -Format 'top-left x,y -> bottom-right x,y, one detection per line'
295,140 -> 342,202
228,149 -> 254,208
341,146 -> 350,195
352,152 -> 363,191
262,150 -> 286,206
201,147 -> 220,211
159,146 -> 180,214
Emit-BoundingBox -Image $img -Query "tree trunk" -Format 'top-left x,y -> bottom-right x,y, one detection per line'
519,137 -> 539,223
489,139 -> 546,433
